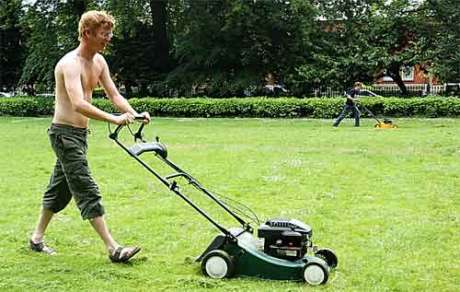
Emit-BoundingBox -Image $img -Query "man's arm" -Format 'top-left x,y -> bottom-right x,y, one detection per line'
62,60 -> 131,125
345,93 -> 355,102
360,89 -> 381,97
98,55 -> 150,122
345,89 -> 358,103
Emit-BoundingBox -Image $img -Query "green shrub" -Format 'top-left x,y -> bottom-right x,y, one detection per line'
1,96 -> 459,118
0,97 -> 54,116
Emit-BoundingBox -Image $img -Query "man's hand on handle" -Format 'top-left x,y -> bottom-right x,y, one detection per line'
136,112 -> 151,124
113,112 -> 135,125
112,112 -> 151,125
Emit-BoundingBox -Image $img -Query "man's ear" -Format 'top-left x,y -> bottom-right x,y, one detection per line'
82,29 -> 91,40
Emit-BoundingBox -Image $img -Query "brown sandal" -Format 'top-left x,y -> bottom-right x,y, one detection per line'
109,246 -> 141,263
29,240 -> 56,255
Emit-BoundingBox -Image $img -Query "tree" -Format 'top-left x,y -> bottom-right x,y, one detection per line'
8,0 -> 459,97
0,0 -> 25,91
104,0 -> 174,97
296,0 -> 383,93
170,0 -> 317,96
424,0 -> 460,82
149,0 -> 171,72
298,0 -> 433,96
20,0 -> 91,92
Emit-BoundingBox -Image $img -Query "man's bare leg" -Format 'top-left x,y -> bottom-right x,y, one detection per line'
31,208 -> 54,243
90,216 -> 140,262
89,216 -> 118,251
30,208 -> 56,254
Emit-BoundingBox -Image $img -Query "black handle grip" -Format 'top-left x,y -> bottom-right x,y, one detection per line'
113,113 -> 146,120
134,114 -> 147,120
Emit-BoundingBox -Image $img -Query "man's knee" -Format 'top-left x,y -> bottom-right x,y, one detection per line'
78,197 -> 105,220
42,189 -> 72,213
43,160 -> 72,213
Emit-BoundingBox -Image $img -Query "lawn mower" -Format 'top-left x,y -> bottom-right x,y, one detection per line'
359,104 -> 397,128
357,90 -> 397,128
108,117 -> 338,285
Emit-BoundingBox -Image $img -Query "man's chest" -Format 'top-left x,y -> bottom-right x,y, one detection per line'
80,62 -> 103,92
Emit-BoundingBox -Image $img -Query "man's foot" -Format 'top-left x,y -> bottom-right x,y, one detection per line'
109,246 -> 141,263
29,239 -> 56,255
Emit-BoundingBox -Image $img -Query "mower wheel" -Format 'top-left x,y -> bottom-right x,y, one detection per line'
315,248 -> 338,269
303,262 -> 329,285
201,249 -> 234,279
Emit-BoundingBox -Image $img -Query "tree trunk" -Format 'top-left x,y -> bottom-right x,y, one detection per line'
149,0 -> 170,72
124,81 -> 133,98
387,63 -> 408,96
139,83 -> 149,97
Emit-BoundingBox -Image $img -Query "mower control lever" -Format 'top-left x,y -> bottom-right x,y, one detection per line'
133,123 -> 145,142
133,114 -> 149,142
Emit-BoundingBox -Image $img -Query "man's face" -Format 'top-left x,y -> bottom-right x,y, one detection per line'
87,26 -> 113,52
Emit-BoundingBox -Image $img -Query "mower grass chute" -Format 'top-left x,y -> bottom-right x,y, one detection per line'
109,117 -> 338,285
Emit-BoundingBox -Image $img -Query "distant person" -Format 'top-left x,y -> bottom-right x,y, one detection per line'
24,83 -> 36,96
29,10 -> 150,263
264,73 -> 288,96
333,82 -> 363,127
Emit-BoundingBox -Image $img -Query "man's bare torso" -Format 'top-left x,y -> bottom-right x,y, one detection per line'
53,50 -> 104,128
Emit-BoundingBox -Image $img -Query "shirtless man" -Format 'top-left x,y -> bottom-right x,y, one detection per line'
29,10 -> 150,263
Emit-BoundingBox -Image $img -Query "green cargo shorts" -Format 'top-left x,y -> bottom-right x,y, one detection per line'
42,123 -> 105,220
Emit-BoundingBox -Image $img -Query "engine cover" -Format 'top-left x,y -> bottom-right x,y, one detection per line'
257,218 -> 313,260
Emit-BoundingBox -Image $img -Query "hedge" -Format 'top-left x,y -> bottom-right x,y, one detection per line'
1,96 -> 459,118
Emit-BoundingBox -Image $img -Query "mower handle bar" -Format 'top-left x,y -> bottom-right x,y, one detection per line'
108,115 -> 253,237
109,113 -> 148,141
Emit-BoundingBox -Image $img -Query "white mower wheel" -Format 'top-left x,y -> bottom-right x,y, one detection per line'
303,263 -> 328,285
201,250 -> 234,279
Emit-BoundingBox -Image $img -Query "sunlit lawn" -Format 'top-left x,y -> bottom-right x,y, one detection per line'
0,117 -> 458,291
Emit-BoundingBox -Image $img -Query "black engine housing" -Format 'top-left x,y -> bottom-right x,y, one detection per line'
257,219 -> 313,260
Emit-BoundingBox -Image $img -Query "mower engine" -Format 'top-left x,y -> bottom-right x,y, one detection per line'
257,219 -> 313,260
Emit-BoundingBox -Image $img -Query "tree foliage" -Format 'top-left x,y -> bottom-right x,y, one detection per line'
424,0 -> 460,82
169,0 -> 317,96
0,0 -> 458,96
19,0 -> 93,92
0,0 -> 25,91
298,0 -> 435,95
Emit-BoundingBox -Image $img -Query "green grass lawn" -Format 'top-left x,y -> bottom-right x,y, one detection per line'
0,117 -> 459,291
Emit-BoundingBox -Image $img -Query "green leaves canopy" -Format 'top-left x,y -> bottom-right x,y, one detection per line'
1,0 -> 459,96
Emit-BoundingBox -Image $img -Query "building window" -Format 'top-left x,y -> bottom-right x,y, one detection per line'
401,66 -> 414,81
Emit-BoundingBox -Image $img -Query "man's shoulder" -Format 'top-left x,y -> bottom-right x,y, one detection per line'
56,51 -> 80,71
94,53 -> 107,65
